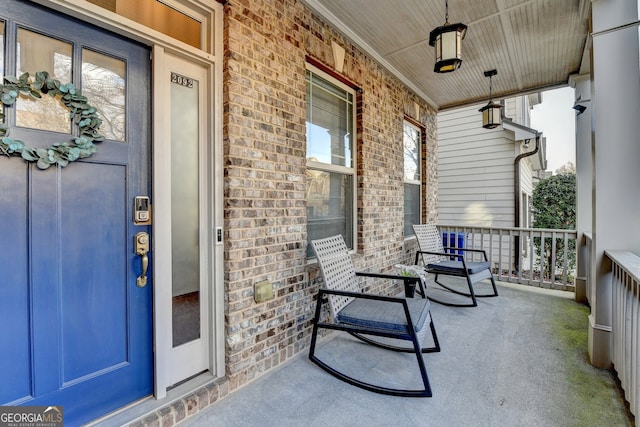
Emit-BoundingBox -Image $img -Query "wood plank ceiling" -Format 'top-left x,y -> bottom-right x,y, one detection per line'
301,0 -> 590,110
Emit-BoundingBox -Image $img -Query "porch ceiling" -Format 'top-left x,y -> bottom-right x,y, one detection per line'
301,0 -> 590,110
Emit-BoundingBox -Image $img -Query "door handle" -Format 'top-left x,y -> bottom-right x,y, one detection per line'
135,232 -> 150,287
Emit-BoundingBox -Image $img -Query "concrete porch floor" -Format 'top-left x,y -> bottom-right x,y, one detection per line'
181,281 -> 633,427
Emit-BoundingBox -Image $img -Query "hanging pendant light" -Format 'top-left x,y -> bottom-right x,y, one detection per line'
429,0 -> 467,73
479,69 -> 503,129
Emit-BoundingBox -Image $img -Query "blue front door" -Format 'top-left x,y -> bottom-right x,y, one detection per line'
0,1 -> 152,425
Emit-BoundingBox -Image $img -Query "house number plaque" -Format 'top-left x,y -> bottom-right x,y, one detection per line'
171,72 -> 194,88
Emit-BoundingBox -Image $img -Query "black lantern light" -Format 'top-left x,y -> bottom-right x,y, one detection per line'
479,69 -> 503,129
429,0 -> 467,73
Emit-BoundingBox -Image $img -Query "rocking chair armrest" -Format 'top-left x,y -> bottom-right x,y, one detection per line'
355,271 -> 419,284
415,249 -> 452,265
442,247 -> 489,261
416,248 -> 488,262
415,250 -> 469,264
416,249 -> 455,258
318,288 -> 407,305
355,272 -> 424,299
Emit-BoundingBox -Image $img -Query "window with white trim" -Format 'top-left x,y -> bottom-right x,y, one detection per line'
403,120 -> 422,237
305,66 -> 356,257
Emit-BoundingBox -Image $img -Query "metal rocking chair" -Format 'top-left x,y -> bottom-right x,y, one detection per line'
309,235 -> 440,397
413,224 -> 498,307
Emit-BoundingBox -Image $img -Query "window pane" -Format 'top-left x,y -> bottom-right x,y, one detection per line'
306,71 -> 353,168
306,169 -> 353,257
85,0 -> 202,49
16,29 -> 72,133
404,183 -> 420,237
171,77 -> 200,347
82,49 -> 126,141
404,121 -> 422,237
0,21 -> 5,76
404,122 -> 420,182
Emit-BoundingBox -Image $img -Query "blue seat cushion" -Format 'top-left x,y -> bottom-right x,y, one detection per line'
427,260 -> 490,275
336,298 -> 430,333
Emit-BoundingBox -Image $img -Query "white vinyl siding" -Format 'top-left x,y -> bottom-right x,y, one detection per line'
437,97 -> 544,272
437,103 -> 515,228
519,154 -> 534,196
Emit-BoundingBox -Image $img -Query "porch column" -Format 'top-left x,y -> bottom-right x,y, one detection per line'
589,0 -> 640,368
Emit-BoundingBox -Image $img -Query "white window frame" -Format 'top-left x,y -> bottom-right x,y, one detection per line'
305,64 -> 357,254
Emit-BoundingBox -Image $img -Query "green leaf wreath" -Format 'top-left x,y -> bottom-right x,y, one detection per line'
0,71 -> 104,169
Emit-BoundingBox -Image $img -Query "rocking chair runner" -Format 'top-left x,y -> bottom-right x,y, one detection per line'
309,235 -> 440,397
413,224 -> 498,307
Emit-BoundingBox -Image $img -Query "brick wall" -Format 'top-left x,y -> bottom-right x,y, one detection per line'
223,0 -> 437,397
130,1 -> 438,424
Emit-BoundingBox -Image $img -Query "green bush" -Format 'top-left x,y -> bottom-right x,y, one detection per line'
532,172 -> 576,279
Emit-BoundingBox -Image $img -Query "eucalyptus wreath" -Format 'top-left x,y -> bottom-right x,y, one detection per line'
0,71 -> 104,169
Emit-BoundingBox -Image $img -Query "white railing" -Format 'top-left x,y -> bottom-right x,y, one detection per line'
607,250 -> 640,418
437,225 -> 578,291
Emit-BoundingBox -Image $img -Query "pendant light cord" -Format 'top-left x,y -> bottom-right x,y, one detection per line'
445,0 -> 449,23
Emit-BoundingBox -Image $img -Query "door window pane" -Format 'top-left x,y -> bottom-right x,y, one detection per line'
82,49 -> 126,141
171,76 -> 201,348
16,29 -> 72,133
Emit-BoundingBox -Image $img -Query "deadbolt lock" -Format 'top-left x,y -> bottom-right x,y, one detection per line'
135,232 -> 149,255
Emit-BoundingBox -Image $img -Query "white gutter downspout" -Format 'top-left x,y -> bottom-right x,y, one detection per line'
513,133 -> 541,271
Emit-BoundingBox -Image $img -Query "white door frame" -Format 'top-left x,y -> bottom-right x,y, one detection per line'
152,47 -> 216,394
